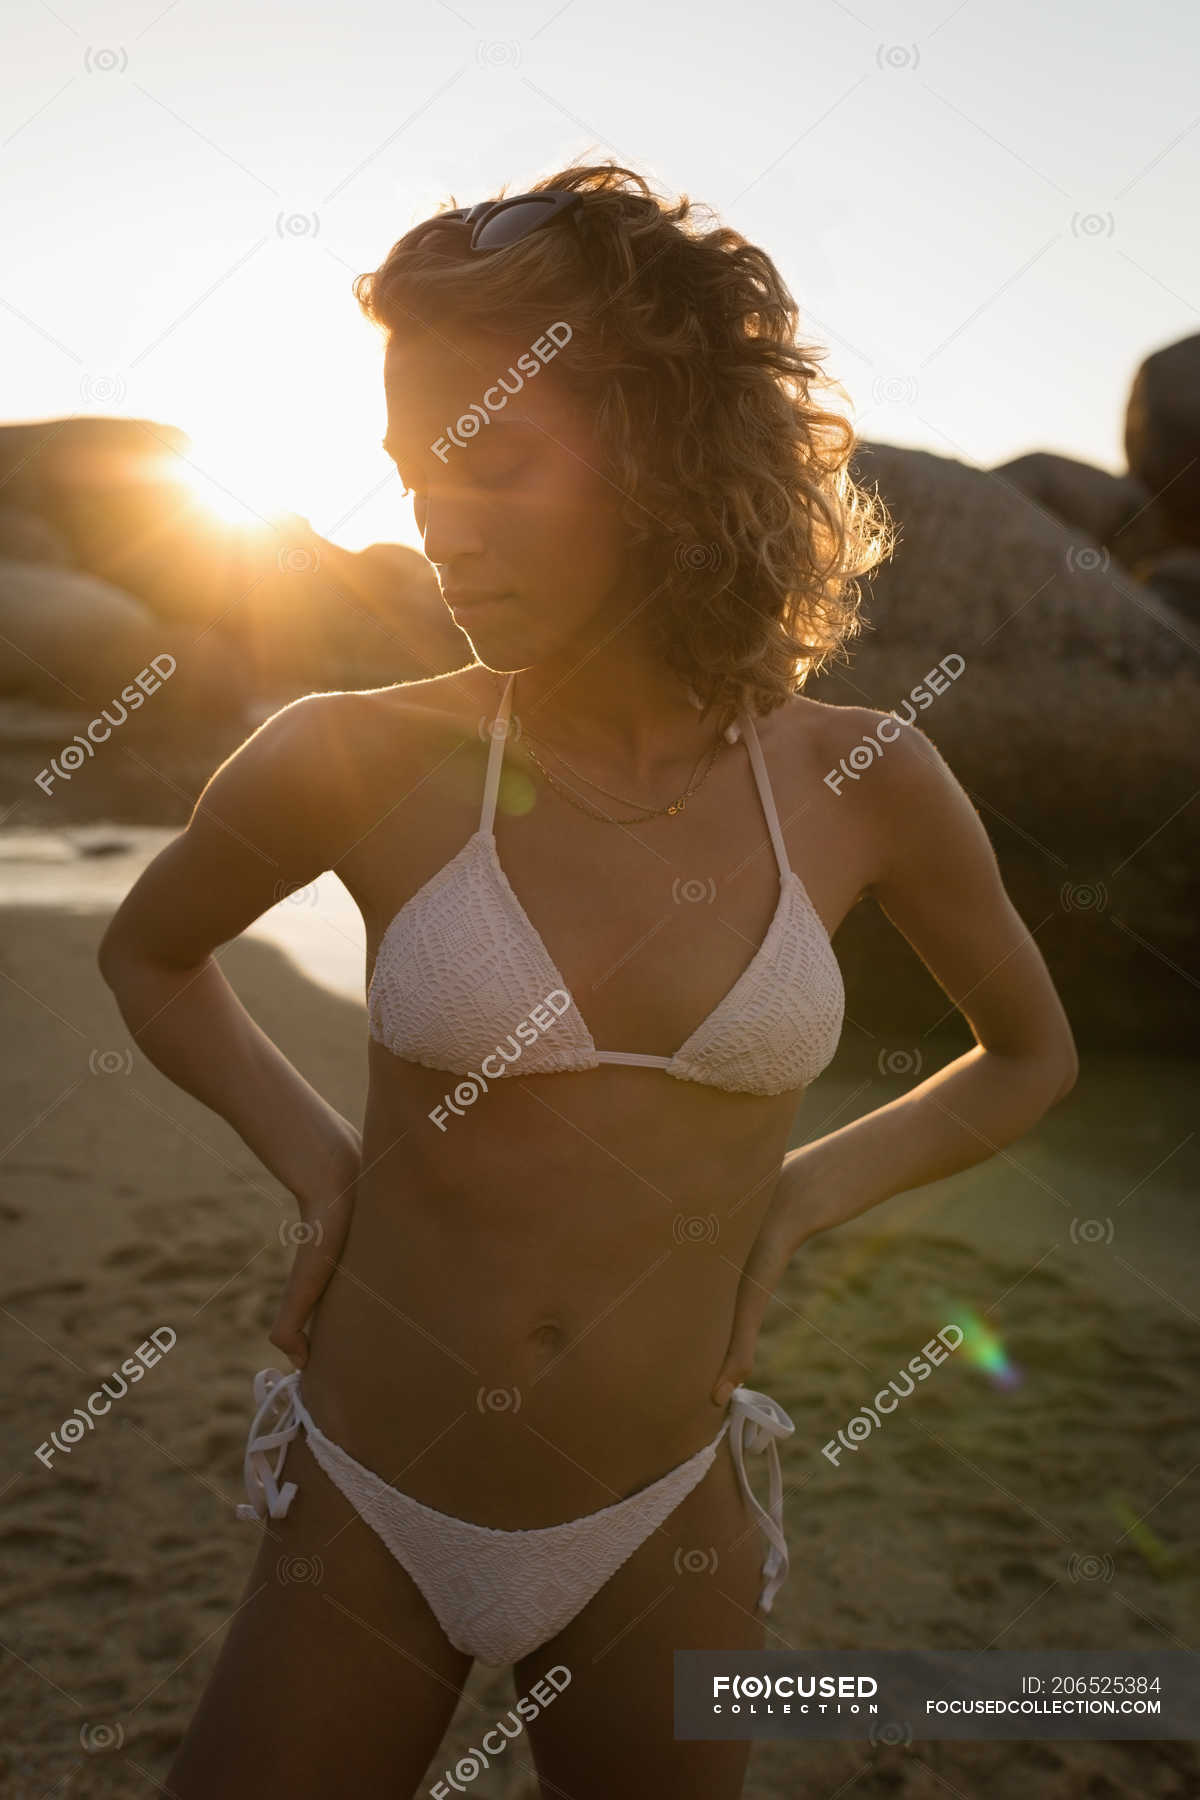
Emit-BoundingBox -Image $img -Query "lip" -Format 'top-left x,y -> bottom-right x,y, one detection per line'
444,589 -> 510,612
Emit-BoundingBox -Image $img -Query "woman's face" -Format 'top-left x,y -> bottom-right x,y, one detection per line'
382,322 -> 640,671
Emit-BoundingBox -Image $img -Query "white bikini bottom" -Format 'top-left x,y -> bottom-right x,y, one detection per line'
235,1366 -> 795,1668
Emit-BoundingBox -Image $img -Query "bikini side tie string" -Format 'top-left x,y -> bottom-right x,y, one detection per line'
727,1386 -> 796,1612
235,1367 -> 305,1521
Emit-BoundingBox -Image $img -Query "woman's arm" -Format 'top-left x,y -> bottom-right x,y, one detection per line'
786,712 -> 1078,1234
712,716 -> 1078,1402
98,692 -> 365,1362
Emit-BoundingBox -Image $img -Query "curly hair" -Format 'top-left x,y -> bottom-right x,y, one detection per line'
353,160 -> 895,729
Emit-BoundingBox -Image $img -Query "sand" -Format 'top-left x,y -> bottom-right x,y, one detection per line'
2,904 -> 1198,1798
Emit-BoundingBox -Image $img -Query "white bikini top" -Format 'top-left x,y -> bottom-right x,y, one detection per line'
367,672 -> 845,1096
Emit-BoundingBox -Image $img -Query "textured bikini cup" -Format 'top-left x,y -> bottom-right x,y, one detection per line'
368,673 -> 845,1097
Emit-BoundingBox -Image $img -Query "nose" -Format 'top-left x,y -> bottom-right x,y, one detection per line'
415,488 -> 487,570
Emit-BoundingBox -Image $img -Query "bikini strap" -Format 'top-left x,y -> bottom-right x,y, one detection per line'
479,670 -> 517,837
236,1367 -> 303,1521
739,707 -> 792,881
727,1386 -> 796,1612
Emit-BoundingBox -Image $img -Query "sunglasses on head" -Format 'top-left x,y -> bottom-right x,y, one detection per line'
417,188 -> 582,252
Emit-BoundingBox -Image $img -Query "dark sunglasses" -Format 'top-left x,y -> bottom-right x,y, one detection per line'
419,188 -> 581,252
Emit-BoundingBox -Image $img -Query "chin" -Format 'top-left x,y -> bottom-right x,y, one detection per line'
461,626 -> 543,671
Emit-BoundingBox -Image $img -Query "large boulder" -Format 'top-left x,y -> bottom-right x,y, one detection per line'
0,559 -> 246,718
0,560 -> 162,703
990,452 -> 1174,574
300,537 -> 470,684
1139,548 -> 1200,632
0,416 -> 262,629
807,442 -> 1197,1057
1125,333 -> 1200,548
0,416 -> 465,696
990,334 -> 1199,574
0,505 -> 74,566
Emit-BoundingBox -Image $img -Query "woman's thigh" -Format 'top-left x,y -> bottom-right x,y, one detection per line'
513,1438 -> 777,1800
164,1428 -> 474,1800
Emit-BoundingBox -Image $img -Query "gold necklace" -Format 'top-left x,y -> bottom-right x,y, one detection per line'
524,715 -> 725,810
519,730 -> 726,824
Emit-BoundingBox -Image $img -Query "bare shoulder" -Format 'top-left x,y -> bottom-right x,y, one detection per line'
346,663 -> 495,734
244,663 -> 497,788
767,689 -> 926,804
794,694 -> 1076,1075
364,662 -> 504,739
800,695 -> 950,789
188,664 -> 493,865
777,693 -> 975,899
814,698 -> 990,900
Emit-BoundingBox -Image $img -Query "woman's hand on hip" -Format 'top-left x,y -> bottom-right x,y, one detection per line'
710,1151 -> 829,1406
269,1120 -> 361,1371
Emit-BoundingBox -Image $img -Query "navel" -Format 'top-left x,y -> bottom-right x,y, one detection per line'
528,1319 -> 568,1361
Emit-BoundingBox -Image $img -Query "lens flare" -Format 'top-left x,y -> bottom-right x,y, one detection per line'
1109,1496 -> 1180,1577
944,1304 -> 1022,1390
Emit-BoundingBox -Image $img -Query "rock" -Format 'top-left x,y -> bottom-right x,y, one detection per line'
805,441 -> 1198,1055
1124,333 -> 1200,547
0,417 -> 466,696
838,442 -> 1184,677
1139,548 -> 1200,633
0,559 -> 246,719
0,560 -> 162,704
303,537 -> 470,684
0,506 -> 74,566
991,452 -> 1141,544
989,453 -> 1175,573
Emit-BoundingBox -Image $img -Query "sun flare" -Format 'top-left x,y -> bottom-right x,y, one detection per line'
162,433 -> 304,531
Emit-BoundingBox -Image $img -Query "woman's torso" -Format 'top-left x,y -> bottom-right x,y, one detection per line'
298,663 -> 877,1526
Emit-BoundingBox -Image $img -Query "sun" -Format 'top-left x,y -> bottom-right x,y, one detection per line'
161,435 -> 302,530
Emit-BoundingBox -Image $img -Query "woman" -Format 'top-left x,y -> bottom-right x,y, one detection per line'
99,163 -> 1078,1798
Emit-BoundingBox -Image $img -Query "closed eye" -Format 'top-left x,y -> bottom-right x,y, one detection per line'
476,459 -> 526,488
396,464 -> 524,500
381,438 -> 416,494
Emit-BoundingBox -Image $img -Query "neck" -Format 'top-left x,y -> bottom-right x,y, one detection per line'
498,646 -> 730,787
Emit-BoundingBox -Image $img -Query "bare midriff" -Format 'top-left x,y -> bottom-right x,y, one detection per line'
294,667 -> 870,1532
300,1046 -> 804,1529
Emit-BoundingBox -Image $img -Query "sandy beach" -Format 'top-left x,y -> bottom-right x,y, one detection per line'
2,896 -> 1198,1798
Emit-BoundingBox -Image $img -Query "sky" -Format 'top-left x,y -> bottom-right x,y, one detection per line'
5,0 -> 1197,553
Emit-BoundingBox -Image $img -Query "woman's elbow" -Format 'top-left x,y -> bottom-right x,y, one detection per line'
1050,1044 -> 1080,1104
97,918 -> 126,987
988,1039 -> 1078,1108
97,914 -> 151,991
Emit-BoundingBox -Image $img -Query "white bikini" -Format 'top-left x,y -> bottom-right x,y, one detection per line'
237,1367 -> 795,1667
367,668 -> 845,1093
238,671 -> 842,1664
